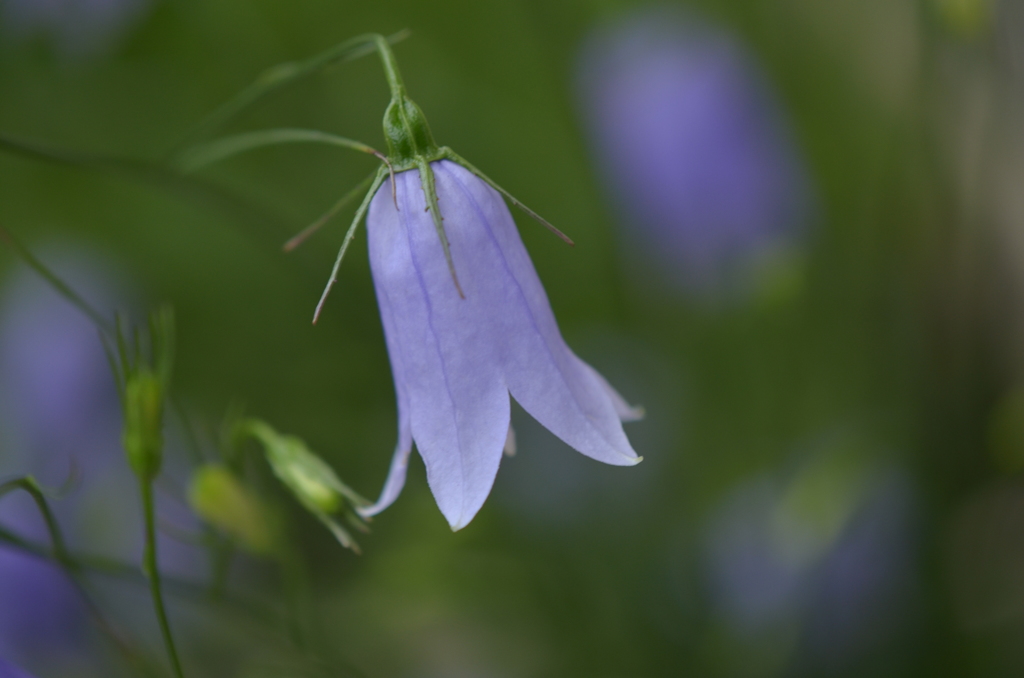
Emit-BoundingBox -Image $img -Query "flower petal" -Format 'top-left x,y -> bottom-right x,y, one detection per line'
433,161 -> 641,467
367,166 -> 511,530
358,224 -> 414,519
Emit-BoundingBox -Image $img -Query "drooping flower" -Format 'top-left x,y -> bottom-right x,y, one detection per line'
176,34 -> 644,531
360,159 -> 642,529
577,9 -> 812,296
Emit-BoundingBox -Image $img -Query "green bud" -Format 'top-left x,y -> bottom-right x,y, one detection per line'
383,96 -> 439,169
188,465 -> 276,555
240,418 -> 368,552
122,369 -> 165,481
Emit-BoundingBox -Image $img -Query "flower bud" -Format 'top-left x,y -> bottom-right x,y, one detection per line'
188,465 -> 276,555
383,96 -> 438,167
240,418 -> 368,552
121,368 -> 164,481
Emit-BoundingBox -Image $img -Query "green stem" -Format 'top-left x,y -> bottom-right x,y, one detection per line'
140,480 -> 186,678
283,170 -> 377,252
174,128 -> 385,173
0,478 -> 160,675
0,523 -> 278,618
172,30 -> 410,152
277,548 -> 312,648
313,164 -> 388,323
372,34 -> 407,99
0,226 -> 113,333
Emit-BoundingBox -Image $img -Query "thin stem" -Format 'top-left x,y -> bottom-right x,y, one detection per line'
174,128 -> 385,173
313,165 -> 388,324
283,171 -> 376,252
140,480 -> 186,678
442,148 -> 575,246
172,30 -> 410,152
0,225 -> 114,333
0,523 -> 275,616
0,478 -> 158,674
277,548 -> 312,648
372,34 -> 407,100
0,138 -> 285,240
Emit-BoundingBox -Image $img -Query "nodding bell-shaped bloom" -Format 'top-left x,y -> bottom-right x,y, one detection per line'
359,160 -> 642,530
180,34 -> 644,531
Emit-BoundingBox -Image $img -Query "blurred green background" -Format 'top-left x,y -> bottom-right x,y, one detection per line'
1,0 -> 1022,676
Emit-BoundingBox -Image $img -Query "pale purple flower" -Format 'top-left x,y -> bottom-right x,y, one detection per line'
358,160 -> 642,530
1,0 -> 152,55
0,657 -> 37,678
577,9 -> 812,295
0,250 -> 122,659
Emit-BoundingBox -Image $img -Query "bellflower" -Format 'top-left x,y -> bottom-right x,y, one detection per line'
361,159 -> 642,529
179,34 -> 644,530
577,10 -> 812,295
703,449 -> 915,665
1,0 -> 153,56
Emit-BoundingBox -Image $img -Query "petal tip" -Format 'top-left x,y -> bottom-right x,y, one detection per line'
622,404 -> 646,422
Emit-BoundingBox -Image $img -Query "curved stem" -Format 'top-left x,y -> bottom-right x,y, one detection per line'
174,128 -> 384,173
284,170 -> 377,252
441,148 -> 574,245
313,164 -> 388,324
140,480 -> 186,678
0,478 -> 160,674
0,523 -> 276,617
372,34 -> 407,100
0,226 -> 114,333
172,30 -> 410,153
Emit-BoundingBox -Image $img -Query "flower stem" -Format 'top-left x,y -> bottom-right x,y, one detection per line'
372,34 -> 407,100
140,480 -> 186,678
0,477 -> 162,675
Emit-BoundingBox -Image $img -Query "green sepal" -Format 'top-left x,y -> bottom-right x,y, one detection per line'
441,148 -> 574,245
237,418 -> 369,553
313,164 -> 388,323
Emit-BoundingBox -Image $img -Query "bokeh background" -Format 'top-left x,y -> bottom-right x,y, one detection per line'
0,0 -> 1021,676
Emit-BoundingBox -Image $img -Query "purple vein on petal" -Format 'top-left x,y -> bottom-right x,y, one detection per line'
398,169 -> 471,523
438,162 -> 638,464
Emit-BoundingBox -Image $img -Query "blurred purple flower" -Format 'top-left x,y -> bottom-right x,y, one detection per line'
0,515 -> 84,658
0,0 -> 152,55
0,248 -> 122,660
577,9 -> 812,295
358,160 -> 643,530
0,657 -> 37,678
703,455 -> 916,666
0,250 -> 121,470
